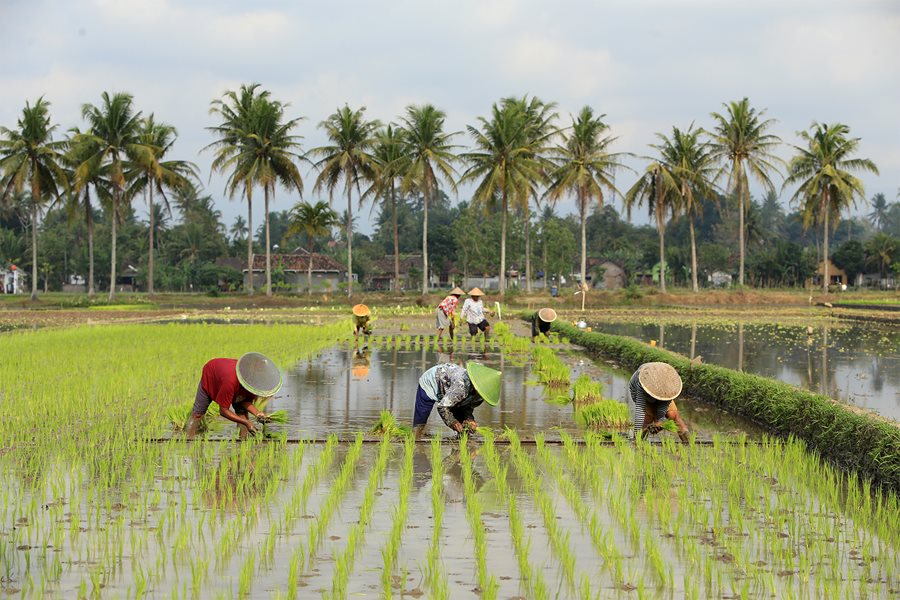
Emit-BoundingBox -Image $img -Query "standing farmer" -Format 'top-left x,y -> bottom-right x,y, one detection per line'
436,286 -> 465,340
413,362 -> 501,440
629,362 -> 690,442
187,352 -> 282,439
531,307 -> 557,341
460,288 -> 492,338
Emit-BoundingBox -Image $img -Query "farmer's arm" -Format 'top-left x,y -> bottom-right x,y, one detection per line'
218,405 -> 256,431
436,378 -> 469,432
240,401 -> 271,421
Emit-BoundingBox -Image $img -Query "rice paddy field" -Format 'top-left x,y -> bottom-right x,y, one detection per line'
1,316 -> 898,598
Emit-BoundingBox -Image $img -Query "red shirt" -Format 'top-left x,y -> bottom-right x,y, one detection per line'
201,358 -> 252,411
438,295 -> 459,315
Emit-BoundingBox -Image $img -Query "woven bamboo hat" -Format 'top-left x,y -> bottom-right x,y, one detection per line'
638,362 -> 682,401
468,287 -> 485,297
538,307 -> 557,323
449,286 -> 465,296
352,304 -> 370,317
236,352 -> 283,397
466,362 -> 501,406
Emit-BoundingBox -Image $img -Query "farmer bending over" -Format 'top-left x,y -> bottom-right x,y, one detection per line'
629,362 -> 690,442
352,304 -> 373,348
460,288 -> 491,338
186,352 -> 282,439
531,307 -> 557,341
413,362 -> 501,440
436,286 -> 465,340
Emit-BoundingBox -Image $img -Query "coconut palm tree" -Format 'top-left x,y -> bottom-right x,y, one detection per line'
0,97 -> 69,300
311,105 -> 380,297
502,95 -> 558,293
708,98 -> 783,287
398,105 -> 459,295
784,122 -> 878,293
864,233 -> 896,279
868,192 -> 889,232
126,115 -> 198,294
623,159 -> 680,293
80,92 -> 153,301
654,125 -> 717,292
206,83 -> 270,294
366,124 -> 406,291
64,128 -> 108,296
546,106 -> 627,291
287,200 -> 340,295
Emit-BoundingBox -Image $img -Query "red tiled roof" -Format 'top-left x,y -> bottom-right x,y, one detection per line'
247,253 -> 346,273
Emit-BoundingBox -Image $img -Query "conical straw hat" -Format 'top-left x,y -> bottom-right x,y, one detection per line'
352,303 -> 370,317
468,287 -> 485,297
538,307 -> 557,323
638,362 -> 682,401
466,362 -> 501,406
449,286 -> 465,296
236,352 -> 283,397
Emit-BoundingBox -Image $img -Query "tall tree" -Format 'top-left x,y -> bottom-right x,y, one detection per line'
287,200 -> 340,295
784,122 -> 878,292
0,97 -> 69,300
126,115 -> 197,294
65,129 -> 109,295
502,95 -> 557,293
868,192 -> 889,232
624,160 -> 680,293
462,102 -> 541,294
546,106 -> 626,291
399,105 -> 458,295
311,105 -> 380,297
366,124 -> 406,291
654,125 -> 717,292
80,92 -> 153,301
708,98 -> 782,287
206,83 -> 269,294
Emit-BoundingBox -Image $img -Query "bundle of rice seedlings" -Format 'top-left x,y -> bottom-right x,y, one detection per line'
371,410 -> 412,437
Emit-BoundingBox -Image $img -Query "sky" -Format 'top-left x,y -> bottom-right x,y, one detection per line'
2,0 -> 898,237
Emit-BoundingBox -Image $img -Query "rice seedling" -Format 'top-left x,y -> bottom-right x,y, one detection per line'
459,435 -> 499,599
423,437 -> 449,600
574,399 -> 631,431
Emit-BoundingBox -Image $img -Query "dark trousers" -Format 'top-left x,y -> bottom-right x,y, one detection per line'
413,385 -> 475,426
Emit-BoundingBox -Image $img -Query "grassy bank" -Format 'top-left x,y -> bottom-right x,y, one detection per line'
551,320 -> 900,493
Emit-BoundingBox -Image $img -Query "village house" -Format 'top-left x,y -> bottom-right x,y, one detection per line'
244,251 -> 348,293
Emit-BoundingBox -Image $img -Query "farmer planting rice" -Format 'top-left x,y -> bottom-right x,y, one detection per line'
435,286 -> 465,340
531,307 -> 557,340
460,287 -> 492,338
352,303 -> 373,348
629,361 -> 690,442
186,352 -> 282,439
412,362 -> 501,440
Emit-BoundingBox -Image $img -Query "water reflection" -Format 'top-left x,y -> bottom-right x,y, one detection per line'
591,320 -> 900,419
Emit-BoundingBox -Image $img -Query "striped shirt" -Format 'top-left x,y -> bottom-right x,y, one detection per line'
629,367 -> 672,438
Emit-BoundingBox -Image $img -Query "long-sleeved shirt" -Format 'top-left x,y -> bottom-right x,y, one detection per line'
437,295 -> 459,315
629,366 -> 671,438
460,298 -> 486,324
419,363 -> 483,428
201,358 -> 252,411
531,313 -> 551,339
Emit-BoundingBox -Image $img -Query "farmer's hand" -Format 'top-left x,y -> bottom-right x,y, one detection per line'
646,420 -> 665,434
451,422 -> 464,433
463,420 -> 478,432
255,412 -> 272,424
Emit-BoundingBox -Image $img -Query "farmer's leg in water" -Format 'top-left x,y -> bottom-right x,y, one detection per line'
412,385 -> 436,440
186,383 -> 212,439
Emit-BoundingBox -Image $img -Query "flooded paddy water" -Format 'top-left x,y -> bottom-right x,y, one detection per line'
590,319 -> 900,421
2,320 -> 898,598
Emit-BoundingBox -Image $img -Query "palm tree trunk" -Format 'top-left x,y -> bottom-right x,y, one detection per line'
265,186 -> 273,297
391,182 -> 399,293
524,202 -> 532,293
689,216 -> 699,293
30,197 -> 38,301
579,189 -> 587,290
542,225 -> 548,292
86,190 -> 95,296
499,187 -> 507,294
307,235 -> 314,296
347,185 -> 354,297
109,194 -> 118,302
656,188 -> 667,294
246,194 -> 253,295
148,186 -> 155,295
822,190 -> 829,294
738,170 -> 746,287
421,187 -> 429,295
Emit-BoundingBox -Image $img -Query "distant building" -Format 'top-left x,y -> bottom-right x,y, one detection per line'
1,265 -> 23,294
708,271 -> 733,288
811,259 -> 847,289
591,259 -> 626,290
244,252 -> 348,293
